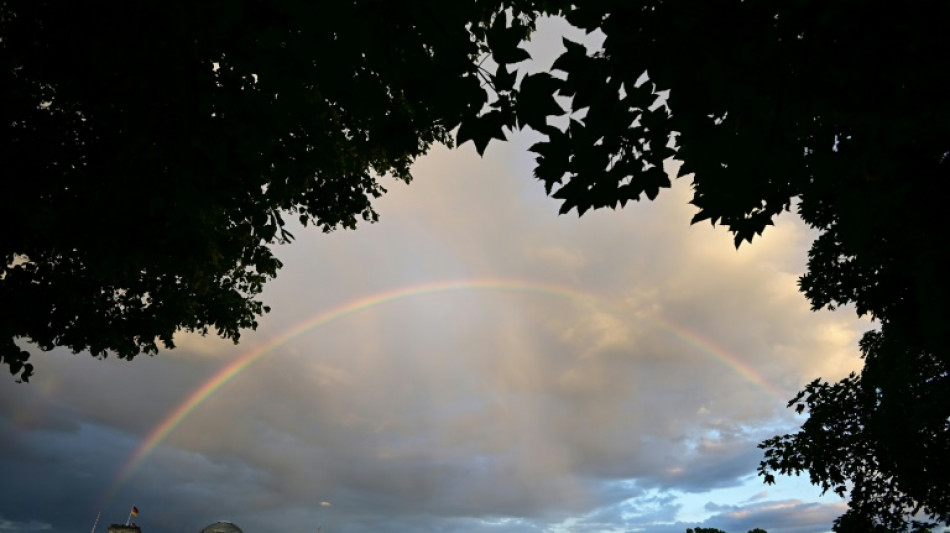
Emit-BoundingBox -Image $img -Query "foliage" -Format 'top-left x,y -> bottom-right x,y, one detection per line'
3,0 -> 949,530
832,509 -> 944,533
454,1 -> 950,530
759,327 -> 949,532
0,0 -> 543,380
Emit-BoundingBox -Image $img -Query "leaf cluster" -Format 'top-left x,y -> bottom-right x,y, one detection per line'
455,1 -> 950,529
0,0 -> 503,380
455,2 -> 950,528
759,328 -> 950,532
4,4 -> 950,530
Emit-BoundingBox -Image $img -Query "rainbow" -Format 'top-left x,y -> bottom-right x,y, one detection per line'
101,278 -> 785,503
657,318 -> 786,400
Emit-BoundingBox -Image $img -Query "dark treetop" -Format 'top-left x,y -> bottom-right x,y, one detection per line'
1,0 -> 512,379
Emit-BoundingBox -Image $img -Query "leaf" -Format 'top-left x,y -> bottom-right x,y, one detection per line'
456,110 -> 507,156
530,128 -> 571,193
516,72 -> 564,130
551,38 -> 588,75
564,6 -> 605,31
487,11 -> 532,65
639,165 -> 672,201
493,64 -> 517,92
690,209 -> 714,225
493,44 -> 531,65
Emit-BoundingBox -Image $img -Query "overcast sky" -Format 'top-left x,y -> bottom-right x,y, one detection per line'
0,19 -> 873,533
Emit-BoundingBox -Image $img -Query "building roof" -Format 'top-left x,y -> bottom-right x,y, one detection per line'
199,521 -> 244,533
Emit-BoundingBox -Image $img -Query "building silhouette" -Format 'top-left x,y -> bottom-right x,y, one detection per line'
107,526 -> 140,533
199,521 -> 244,533
98,519 -> 245,533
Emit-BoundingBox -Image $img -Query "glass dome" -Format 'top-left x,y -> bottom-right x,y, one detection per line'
199,522 -> 244,533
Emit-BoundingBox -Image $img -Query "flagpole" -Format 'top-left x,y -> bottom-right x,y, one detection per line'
90,511 -> 101,533
125,506 -> 134,526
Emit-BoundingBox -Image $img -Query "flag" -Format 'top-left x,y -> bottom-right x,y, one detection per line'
131,506 -> 139,517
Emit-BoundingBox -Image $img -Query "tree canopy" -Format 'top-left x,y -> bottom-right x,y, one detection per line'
3,1 -> 949,531
470,2 -> 950,529
1,0 -> 513,380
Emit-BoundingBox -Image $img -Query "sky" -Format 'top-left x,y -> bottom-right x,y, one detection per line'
0,19 -> 873,533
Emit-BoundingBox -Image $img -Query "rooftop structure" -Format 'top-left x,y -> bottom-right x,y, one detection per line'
107,525 -> 141,533
199,521 -> 244,533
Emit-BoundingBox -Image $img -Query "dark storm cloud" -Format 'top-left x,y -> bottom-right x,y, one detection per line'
0,343 -> 257,533
0,515 -> 52,532
0,416 -> 139,533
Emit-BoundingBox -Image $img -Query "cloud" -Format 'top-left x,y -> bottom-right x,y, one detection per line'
743,491 -> 770,504
0,96 -> 870,533
700,499 -> 847,533
0,515 -> 52,532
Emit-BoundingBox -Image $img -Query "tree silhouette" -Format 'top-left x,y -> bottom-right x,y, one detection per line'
477,2 -> 950,530
3,1 -> 949,529
0,0 -> 524,380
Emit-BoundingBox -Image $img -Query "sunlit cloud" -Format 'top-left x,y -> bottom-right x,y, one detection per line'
0,27 -> 871,533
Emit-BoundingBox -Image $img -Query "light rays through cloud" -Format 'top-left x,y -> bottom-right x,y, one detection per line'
0,22 -> 872,532
104,279 -> 800,507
